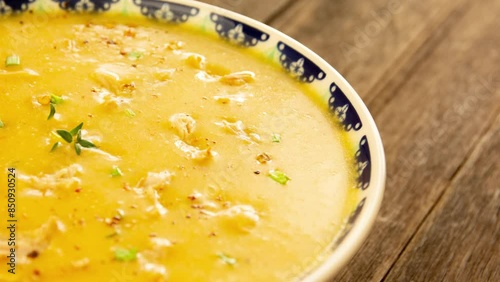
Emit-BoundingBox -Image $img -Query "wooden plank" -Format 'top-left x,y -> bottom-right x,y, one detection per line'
197,0 -> 292,23
384,116 -> 500,281
270,0 -> 471,102
330,0 -> 500,280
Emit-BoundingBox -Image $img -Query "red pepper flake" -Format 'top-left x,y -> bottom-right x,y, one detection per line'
75,188 -> 82,193
33,269 -> 41,276
123,183 -> 131,191
187,192 -> 202,201
27,250 -> 39,259
124,29 -> 136,38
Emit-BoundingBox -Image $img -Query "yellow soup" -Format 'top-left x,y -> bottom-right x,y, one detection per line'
0,13 -> 356,282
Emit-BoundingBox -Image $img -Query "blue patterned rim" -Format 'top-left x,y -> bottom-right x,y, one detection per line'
0,0 -> 386,280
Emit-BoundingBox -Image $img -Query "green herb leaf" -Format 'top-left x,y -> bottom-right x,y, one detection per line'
69,122 -> 84,136
48,104 -> 56,120
124,108 -> 136,117
50,94 -> 64,104
128,51 -> 143,60
78,139 -> 96,148
114,248 -> 138,262
50,142 -> 62,152
111,166 -> 123,177
0,120 -> 4,128
74,143 -> 82,155
56,130 -> 73,143
217,253 -> 237,266
268,169 -> 290,185
5,55 -> 20,67
271,133 -> 281,143
76,130 -> 82,142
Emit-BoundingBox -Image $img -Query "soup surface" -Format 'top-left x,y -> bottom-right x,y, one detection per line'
0,12 -> 356,282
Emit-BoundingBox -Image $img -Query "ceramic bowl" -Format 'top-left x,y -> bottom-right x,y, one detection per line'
0,0 -> 386,280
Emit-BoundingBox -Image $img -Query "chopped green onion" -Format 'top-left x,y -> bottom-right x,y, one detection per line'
268,169 -> 290,185
128,51 -> 143,60
125,109 -> 136,117
78,139 -> 96,148
69,122 -> 84,136
0,120 -> 4,128
217,253 -> 236,266
111,166 -> 123,177
50,142 -> 62,152
56,130 -> 73,143
114,248 -> 138,262
5,55 -> 20,67
271,133 -> 281,143
50,94 -> 64,104
48,104 -> 56,120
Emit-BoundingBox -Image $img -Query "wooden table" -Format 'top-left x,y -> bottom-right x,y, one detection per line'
201,0 -> 500,281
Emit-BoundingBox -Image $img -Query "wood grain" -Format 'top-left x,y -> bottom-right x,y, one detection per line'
197,0 -> 292,23
384,115 -> 500,281
333,0 -> 500,280
270,0 -> 471,103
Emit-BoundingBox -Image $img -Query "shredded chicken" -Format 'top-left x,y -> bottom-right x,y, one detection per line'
19,164 -> 83,196
72,257 -> 90,269
137,254 -> 168,281
150,237 -> 172,250
137,171 -> 172,191
169,113 -> 196,140
92,87 -> 131,109
214,92 -> 253,104
195,70 -> 219,82
174,140 -> 215,161
152,67 -> 175,82
93,63 -> 138,95
217,205 -> 260,232
184,53 -> 206,69
134,171 -> 172,216
0,217 -> 66,264
219,71 -> 255,86
215,119 -> 261,143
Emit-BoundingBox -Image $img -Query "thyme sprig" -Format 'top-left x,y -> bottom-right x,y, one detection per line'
51,122 -> 96,155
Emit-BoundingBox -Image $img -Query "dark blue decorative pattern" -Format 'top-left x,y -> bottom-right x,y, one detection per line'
332,198 -> 366,247
355,136 -> 371,190
133,0 -> 199,23
52,0 -> 119,12
277,41 -> 326,83
329,82 -> 362,131
0,0 -> 35,14
209,13 -> 269,47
